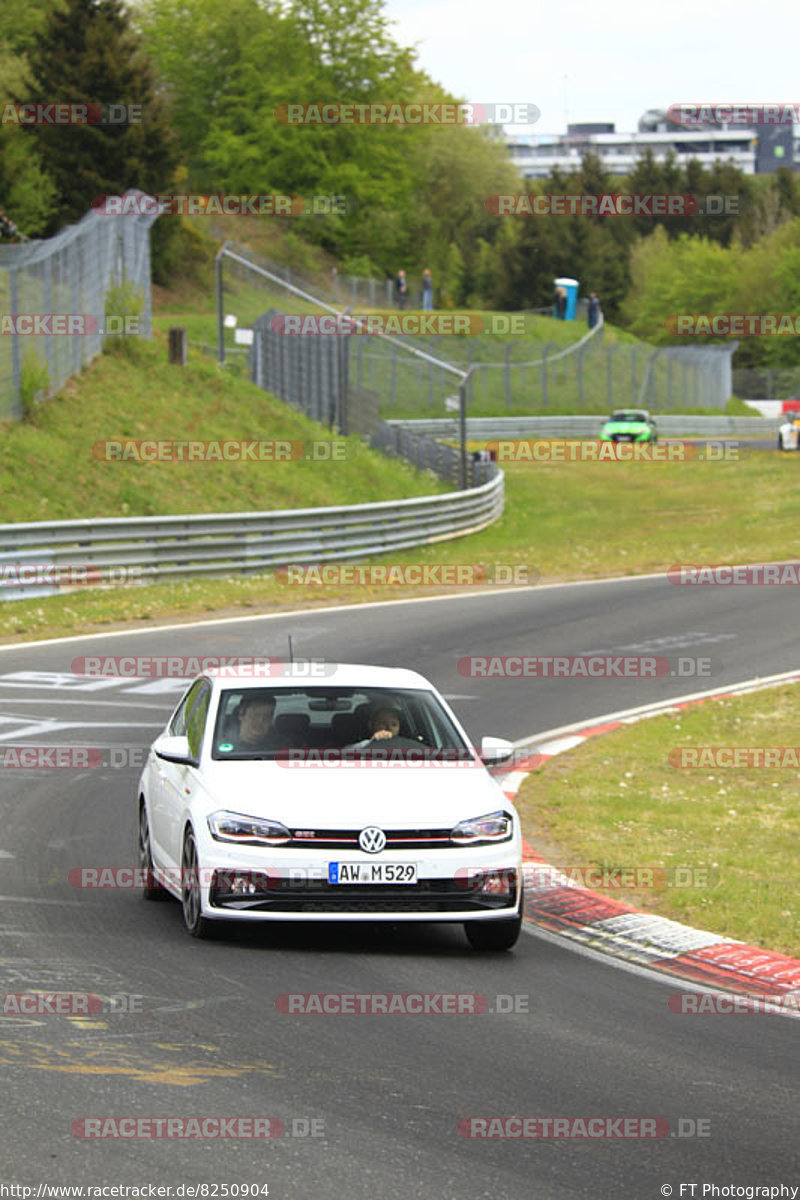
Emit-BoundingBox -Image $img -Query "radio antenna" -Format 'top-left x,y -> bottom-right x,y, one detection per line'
287,635 -> 294,664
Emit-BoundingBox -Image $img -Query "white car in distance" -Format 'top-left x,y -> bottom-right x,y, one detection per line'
137,663 -> 524,950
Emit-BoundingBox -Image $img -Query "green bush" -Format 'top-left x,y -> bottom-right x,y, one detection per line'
103,281 -> 146,357
19,351 -> 50,418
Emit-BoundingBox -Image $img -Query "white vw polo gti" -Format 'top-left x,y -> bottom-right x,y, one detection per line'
137,663 -> 524,949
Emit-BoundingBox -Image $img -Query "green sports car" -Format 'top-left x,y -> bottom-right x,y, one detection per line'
599,409 -> 658,443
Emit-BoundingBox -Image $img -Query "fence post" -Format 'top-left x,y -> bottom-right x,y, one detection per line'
9,268 -> 21,414
43,256 -> 55,392
168,327 -> 187,365
216,248 -> 225,365
541,343 -> 550,409
504,342 -> 514,409
606,344 -> 613,408
337,336 -> 348,433
630,347 -> 637,403
577,343 -> 585,409
459,375 -> 468,490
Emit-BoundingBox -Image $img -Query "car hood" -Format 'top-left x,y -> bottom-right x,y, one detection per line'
601,420 -> 650,433
195,758 -> 511,828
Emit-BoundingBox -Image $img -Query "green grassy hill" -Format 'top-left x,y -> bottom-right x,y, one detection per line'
0,335 -> 445,524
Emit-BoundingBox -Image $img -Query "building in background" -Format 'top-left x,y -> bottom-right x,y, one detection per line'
505,110 -> 797,178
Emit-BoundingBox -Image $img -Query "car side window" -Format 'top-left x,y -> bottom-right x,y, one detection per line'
170,680 -> 205,738
185,682 -> 211,761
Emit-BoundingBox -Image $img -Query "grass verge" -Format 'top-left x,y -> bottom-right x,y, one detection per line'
513,683 -> 800,956
1,446 -> 798,642
0,337 -> 443,523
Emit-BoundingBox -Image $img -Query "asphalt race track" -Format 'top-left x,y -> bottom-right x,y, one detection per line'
1,575 -> 798,1199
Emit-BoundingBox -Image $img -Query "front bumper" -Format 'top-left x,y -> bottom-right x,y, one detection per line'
192,840 -> 522,923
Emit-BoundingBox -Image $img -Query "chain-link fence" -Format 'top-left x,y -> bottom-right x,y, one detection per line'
0,190 -> 159,419
250,307 -> 497,489
732,366 -> 800,400
214,245 -> 491,488
219,244 -> 734,417
334,324 -> 734,414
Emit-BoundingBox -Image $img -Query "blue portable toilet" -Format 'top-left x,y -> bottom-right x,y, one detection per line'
554,277 -> 579,321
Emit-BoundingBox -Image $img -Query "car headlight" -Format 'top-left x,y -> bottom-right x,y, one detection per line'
451,810 -> 513,845
207,810 -> 291,846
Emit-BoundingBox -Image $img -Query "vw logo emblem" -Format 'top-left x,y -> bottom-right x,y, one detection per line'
359,826 -> 386,854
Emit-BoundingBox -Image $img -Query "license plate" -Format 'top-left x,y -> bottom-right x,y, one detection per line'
328,862 -> 418,884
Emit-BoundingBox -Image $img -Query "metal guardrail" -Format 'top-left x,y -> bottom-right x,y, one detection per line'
0,475 -> 504,601
388,415 -> 780,438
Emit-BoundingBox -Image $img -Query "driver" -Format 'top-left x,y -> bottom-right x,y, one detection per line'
235,694 -> 290,750
366,706 -> 402,741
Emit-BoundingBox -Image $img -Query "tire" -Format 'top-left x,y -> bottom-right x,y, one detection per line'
465,910 -> 523,952
181,829 -> 213,939
138,802 -> 167,901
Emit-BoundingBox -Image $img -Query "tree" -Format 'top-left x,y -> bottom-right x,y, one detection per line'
21,0 -> 178,232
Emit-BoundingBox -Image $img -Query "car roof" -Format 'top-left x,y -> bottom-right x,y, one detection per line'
203,663 -> 434,690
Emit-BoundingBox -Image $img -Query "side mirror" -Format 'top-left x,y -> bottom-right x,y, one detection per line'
480,736 -> 515,766
154,734 -> 196,766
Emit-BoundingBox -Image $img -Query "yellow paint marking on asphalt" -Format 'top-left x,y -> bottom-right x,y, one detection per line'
0,1040 -> 279,1087
67,1019 -> 108,1029
155,1043 -> 220,1053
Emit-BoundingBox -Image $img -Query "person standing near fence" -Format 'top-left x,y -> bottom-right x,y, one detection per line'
587,291 -> 601,329
395,269 -> 408,310
0,209 -> 18,239
421,267 -> 434,311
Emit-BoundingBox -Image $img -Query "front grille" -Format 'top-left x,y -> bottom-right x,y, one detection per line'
288,827 -> 455,850
210,874 -> 518,914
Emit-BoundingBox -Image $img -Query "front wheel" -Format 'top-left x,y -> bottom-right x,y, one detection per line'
138,803 -> 167,901
181,830 -> 213,939
465,911 -> 523,952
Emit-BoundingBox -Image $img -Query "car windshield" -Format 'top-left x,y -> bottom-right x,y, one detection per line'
609,410 -> 647,422
210,686 -> 473,760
